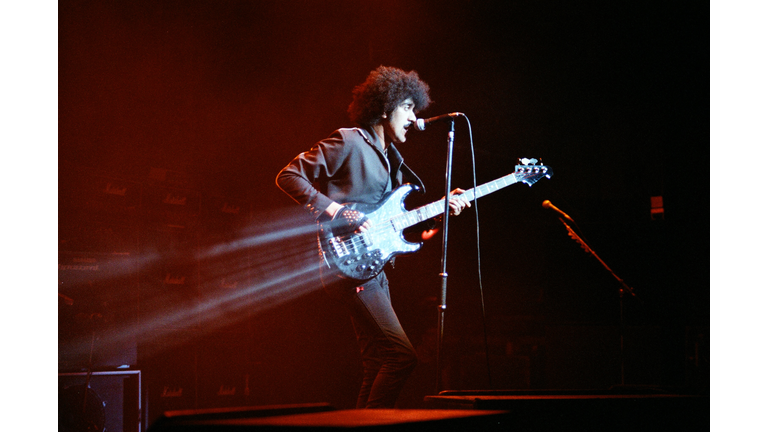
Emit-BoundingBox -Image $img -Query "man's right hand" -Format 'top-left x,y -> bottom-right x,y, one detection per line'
330,205 -> 370,235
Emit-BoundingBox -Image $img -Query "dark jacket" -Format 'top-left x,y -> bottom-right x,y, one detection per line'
276,127 -> 425,220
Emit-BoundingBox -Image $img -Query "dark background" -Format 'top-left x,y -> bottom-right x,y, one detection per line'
58,0 -> 709,418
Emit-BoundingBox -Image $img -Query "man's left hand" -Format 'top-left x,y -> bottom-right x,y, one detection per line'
448,188 -> 471,216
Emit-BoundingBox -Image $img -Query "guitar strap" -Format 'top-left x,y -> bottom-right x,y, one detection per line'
386,142 -> 426,195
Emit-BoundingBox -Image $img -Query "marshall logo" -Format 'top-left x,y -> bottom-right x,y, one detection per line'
161,386 -> 183,398
60,255 -> 99,271
59,264 -> 99,271
104,183 -> 128,196
164,274 -> 186,285
217,385 -> 236,396
72,257 -> 97,263
163,193 -> 187,206
221,203 -> 240,215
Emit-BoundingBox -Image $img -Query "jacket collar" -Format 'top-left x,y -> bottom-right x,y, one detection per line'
357,127 -> 404,163
355,127 -> 424,193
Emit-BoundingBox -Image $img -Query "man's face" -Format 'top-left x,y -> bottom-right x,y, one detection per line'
383,98 -> 417,144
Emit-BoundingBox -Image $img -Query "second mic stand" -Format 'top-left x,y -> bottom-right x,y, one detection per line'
435,119 -> 455,393
557,217 -> 637,387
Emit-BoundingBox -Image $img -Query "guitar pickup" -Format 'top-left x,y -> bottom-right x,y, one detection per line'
328,237 -> 349,257
331,233 -> 371,257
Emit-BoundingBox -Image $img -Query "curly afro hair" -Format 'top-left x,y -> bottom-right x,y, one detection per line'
347,66 -> 432,127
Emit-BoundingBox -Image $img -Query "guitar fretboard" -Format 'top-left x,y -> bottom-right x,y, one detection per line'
389,172 -> 522,231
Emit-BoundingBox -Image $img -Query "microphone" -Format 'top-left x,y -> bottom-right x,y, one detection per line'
414,112 -> 463,131
542,200 -> 574,222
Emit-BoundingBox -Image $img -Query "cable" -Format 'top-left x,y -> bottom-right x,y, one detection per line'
462,115 -> 494,389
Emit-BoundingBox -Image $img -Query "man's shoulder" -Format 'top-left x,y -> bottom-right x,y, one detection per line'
323,128 -> 376,151
335,127 -> 367,141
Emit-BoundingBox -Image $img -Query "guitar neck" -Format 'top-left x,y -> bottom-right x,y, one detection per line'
390,172 -> 520,231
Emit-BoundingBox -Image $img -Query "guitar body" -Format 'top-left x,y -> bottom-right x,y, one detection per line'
318,160 -> 552,282
318,184 -> 423,282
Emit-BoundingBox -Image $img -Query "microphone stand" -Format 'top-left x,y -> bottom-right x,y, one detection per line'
556,217 -> 637,387
435,119 -> 455,392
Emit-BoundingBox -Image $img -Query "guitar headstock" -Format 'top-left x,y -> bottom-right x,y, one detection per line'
515,158 -> 553,186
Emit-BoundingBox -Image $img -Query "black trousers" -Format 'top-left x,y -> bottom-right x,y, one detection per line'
324,270 -> 418,408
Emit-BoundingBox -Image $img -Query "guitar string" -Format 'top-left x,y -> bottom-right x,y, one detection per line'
334,200 -> 445,253
331,170 -> 544,253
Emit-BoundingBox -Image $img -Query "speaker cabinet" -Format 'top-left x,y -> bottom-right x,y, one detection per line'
59,370 -> 143,432
58,251 -> 139,370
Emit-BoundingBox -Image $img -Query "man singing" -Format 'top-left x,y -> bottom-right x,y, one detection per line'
276,66 -> 469,408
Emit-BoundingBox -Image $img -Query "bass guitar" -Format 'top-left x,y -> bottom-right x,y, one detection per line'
318,159 -> 552,282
